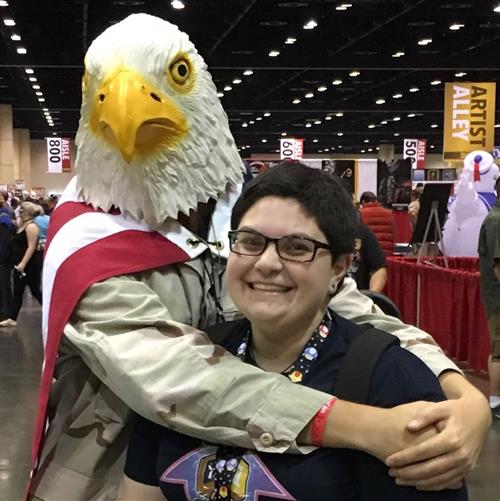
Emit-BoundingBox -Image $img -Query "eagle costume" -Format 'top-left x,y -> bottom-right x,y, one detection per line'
29,14 -> 459,501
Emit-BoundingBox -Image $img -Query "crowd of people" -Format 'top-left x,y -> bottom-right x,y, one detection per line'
0,191 -> 57,327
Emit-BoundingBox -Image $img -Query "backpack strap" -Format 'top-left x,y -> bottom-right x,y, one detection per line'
334,324 -> 399,404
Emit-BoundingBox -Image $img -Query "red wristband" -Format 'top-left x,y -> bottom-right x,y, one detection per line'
310,397 -> 337,446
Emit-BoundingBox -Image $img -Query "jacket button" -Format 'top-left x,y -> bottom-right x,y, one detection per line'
259,432 -> 274,447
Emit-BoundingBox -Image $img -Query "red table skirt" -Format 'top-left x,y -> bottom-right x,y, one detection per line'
386,256 -> 489,371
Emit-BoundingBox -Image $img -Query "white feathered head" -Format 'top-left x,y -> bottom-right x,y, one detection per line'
75,13 -> 242,227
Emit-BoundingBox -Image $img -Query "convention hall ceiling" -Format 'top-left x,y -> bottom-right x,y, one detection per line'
0,0 -> 499,155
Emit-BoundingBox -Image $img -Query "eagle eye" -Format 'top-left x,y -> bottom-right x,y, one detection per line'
169,58 -> 191,85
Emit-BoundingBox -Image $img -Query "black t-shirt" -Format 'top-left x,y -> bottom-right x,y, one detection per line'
347,223 -> 387,289
125,312 -> 467,501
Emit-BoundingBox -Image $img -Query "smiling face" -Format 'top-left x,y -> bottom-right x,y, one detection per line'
226,196 -> 349,337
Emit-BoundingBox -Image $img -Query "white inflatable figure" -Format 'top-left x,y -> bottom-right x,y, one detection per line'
441,150 -> 499,256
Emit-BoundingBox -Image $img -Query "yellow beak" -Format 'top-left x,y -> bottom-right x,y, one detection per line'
90,69 -> 188,163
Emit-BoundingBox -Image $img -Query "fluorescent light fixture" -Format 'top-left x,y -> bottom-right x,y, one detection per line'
25,68 -> 34,74
216,92 -> 224,97
361,149 -> 366,153
394,133 -> 400,136
364,139 -> 369,143
223,85 -> 232,91
368,148 -> 373,152
171,0 -> 185,9
430,145 -> 435,148
335,112 -> 344,117
407,113 -> 416,117
249,120 -> 255,124
380,120 -> 388,124
349,70 -> 360,77
409,87 -> 419,92
10,34 -> 20,41
337,132 -> 344,136
375,98 -> 386,104
368,124 -> 376,129
285,37 -> 296,44
241,122 -> 248,127
332,79 -> 343,85
243,70 -> 253,76
336,5 -> 347,10
303,20 -> 317,30
35,91 -> 43,96
261,139 -> 267,143
392,93 -> 403,99
393,116 -> 401,121
256,117 -> 262,121
418,38 -> 432,46
3,17 -> 15,26
494,5 -> 500,12
449,23 -> 465,30
325,115 -> 332,120
292,98 -> 301,104
38,97 -> 45,102
392,51 -> 405,58
305,123 -> 312,128
32,84 -> 40,89
431,124 -> 438,128
16,47 -> 27,54
314,120 -> 322,124
305,92 -> 314,98
313,139 -> 319,143
268,50 -> 280,57
431,79 -> 442,85
264,112 -> 271,117
0,1 -> 10,6
317,85 -> 327,92
42,107 -> 48,111
29,77 -> 37,82
281,132 -> 287,136
455,72 -> 467,77
232,78 -> 242,84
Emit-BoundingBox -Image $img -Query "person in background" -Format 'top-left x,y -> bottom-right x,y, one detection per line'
478,176 -> 500,420
119,164 -> 466,500
0,208 -> 14,323
0,202 -> 43,327
348,222 -> 388,292
408,189 -> 421,231
33,201 -> 51,252
359,191 -> 395,256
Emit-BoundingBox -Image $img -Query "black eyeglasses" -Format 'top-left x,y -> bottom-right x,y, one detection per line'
228,230 -> 331,263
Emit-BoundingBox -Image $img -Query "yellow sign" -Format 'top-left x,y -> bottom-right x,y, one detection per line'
443,82 -> 496,161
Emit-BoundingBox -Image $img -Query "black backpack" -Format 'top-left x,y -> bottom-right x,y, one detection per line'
205,321 -> 399,404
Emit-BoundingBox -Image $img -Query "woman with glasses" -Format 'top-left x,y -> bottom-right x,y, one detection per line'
120,164 -> 466,500
0,201 -> 43,327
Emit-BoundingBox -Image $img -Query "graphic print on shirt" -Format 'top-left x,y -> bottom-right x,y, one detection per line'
160,445 -> 296,500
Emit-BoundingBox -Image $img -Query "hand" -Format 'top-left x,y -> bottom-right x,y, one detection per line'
14,264 -> 26,276
385,395 -> 491,490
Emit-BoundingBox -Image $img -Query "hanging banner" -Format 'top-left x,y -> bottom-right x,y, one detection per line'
443,82 -> 496,161
280,138 -> 304,160
46,137 -> 72,173
403,139 -> 427,169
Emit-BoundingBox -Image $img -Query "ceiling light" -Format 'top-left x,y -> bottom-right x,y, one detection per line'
261,139 -> 267,143
380,120 -> 388,124
16,47 -> 26,54
243,70 -> 253,76
325,115 -> 332,120
364,139 -> 369,143
3,18 -> 15,26
0,1 -> 9,6
361,149 -> 366,153
268,50 -> 280,57
368,124 -> 376,129
430,145 -> 435,149
303,20 -> 317,30
35,91 -> 43,96
332,79 -> 343,85
324,148 -> 330,152
232,78 -> 242,84
495,123 -> 500,128
264,112 -> 271,117
292,98 -> 301,104
249,120 -> 255,124
171,0 -> 185,9
375,98 -> 386,104
393,116 -> 401,121
431,79 -> 442,85
338,145 -> 342,149
285,37 -> 296,44
431,124 -> 438,128
314,120 -> 322,124
407,113 -> 416,117
281,132 -> 287,136
494,5 -> 500,12
336,5 -> 347,10
340,3 -> 353,7
32,84 -> 40,90
317,85 -> 327,92
368,148 -> 373,152
409,87 -> 419,92
256,117 -> 262,121
29,77 -> 37,82
38,98 -> 45,102
313,139 -> 319,143
392,93 -> 403,99
217,92 -> 224,97
335,112 -> 344,117
242,122 -> 248,127
455,72 -> 467,77
25,68 -> 34,74
394,133 -> 400,137
449,23 -> 465,30
42,108 -> 48,111
392,51 -> 405,58
418,38 -> 432,45
305,123 -> 312,128
10,34 -> 20,41
305,92 -> 314,98
337,132 -> 344,136
223,85 -> 232,91
349,70 -> 360,77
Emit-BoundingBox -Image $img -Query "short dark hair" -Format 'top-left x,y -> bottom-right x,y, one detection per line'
359,191 -> 377,204
231,163 -> 358,259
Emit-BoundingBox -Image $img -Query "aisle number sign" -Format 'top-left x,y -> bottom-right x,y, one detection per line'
280,138 -> 304,160
403,139 -> 427,169
46,137 -> 71,173
443,82 -> 496,161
